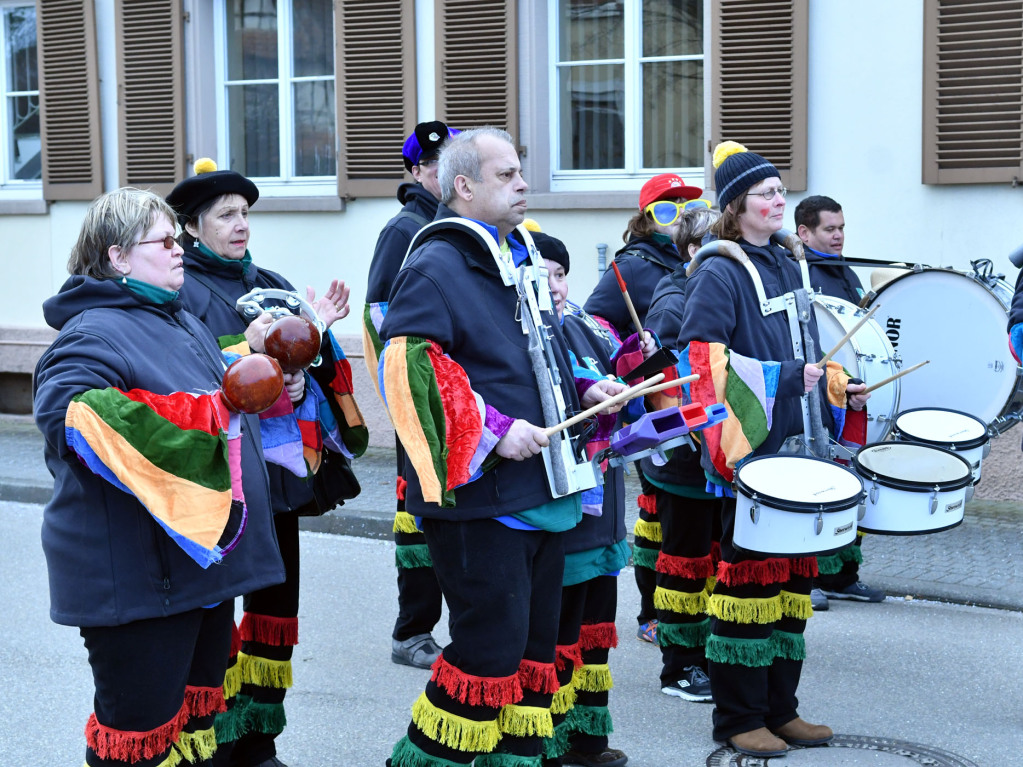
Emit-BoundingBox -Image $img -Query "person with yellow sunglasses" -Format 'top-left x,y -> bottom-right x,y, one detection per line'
582,173 -> 703,647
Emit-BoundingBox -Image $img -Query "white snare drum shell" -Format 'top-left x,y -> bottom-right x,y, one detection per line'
733,455 -> 864,557
853,442 -> 972,535
893,407 -> 990,484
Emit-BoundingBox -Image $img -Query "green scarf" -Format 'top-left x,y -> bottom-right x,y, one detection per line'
196,241 -> 253,273
121,277 -> 179,305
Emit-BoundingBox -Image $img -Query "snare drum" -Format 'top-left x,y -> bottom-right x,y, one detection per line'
864,267 -> 1023,433
852,442 -> 972,535
733,455 -> 865,557
892,408 -> 990,484
813,296 -> 900,443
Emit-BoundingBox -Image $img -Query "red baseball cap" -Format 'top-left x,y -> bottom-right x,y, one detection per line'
639,173 -> 703,210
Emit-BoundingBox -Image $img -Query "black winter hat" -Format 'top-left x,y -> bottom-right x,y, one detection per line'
532,232 -> 570,274
712,141 -> 779,212
166,158 -> 259,223
402,121 -> 461,172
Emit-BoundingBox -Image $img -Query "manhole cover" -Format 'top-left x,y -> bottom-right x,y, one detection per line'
707,734 -> 979,766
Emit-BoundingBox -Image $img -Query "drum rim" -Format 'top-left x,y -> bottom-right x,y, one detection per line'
892,407 -> 991,450
852,441 -> 973,492
734,454 -> 865,514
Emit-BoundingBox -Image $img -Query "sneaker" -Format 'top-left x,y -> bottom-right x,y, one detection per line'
561,748 -> 629,767
820,581 -> 885,602
636,619 -> 658,644
661,665 -> 712,702
810,587 -> 829,612
391,633 -> 442,668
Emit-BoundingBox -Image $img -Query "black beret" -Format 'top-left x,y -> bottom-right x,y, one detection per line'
166,161 -> 259,223
532,232 -> 570,275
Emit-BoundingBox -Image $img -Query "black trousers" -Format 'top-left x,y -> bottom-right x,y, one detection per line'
82,600 -> 234,767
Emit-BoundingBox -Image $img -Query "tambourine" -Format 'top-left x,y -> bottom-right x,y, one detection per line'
236,288 -> 325,370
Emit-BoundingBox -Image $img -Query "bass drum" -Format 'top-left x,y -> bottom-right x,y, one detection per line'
864,266 -> 1023,433
813,296 -> 900,443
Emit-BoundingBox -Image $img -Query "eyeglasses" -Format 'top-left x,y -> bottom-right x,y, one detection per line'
644,198 -> 714,227
747,186 -> 787,201
136,235 -> 178,250
417,157 -> 439,168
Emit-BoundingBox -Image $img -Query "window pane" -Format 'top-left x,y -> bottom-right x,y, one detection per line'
558,64 -> 624,170
226,0 -> 278,81
227,84 -> 280,176
5,6 -> 36,91
643,0 -> 702,57
642,59 -> 702,168
293,0 -> 332,77
293,80 -> 335,176
558,1 -> 624,61
8,94 -> 40,179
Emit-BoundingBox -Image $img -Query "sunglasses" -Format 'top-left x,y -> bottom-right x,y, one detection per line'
644,198 -> 713,227
136,235 -> 178,250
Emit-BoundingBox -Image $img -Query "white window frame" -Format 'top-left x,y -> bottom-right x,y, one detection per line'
0,1 -> 40,200
213,0 -> 336,197
547,0 -> 707,194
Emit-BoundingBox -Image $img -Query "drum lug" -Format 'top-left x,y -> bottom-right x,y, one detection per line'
815,510 -> 824,536
929,486 -> 940,515
750,496 -> 760,524
857,502 -> 866,521
869,481 -> 880,505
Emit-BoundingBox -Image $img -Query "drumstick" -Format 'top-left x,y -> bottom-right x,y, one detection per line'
611,262 -> 648,345
861,360 -> 930,394
622,374 -> 700,401
816,305 -> 879,368
544,373 -> 665,437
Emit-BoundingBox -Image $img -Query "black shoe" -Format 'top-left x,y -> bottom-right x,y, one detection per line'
562,747 -> 628,767
660,665 -> 712,702
391,633 -> 442,668
810,587 -> 829,611
820,581 -> 885,602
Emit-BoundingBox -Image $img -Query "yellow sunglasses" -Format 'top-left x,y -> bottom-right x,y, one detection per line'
644,198 -> 713,227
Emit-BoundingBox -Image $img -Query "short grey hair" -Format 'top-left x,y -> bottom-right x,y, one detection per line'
438,126 -> 514,205
676,206 -> 722,256
67,187 -> 180,279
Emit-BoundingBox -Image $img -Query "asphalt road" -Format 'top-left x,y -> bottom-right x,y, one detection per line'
1,501 -> 1020,766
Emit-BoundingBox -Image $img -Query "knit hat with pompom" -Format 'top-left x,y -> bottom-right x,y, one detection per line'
712,141 -> 779,212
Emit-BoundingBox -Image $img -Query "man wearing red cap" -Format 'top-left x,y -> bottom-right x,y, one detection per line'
583,173 -> 704,649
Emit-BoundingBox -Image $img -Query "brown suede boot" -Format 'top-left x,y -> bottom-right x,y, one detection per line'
726,727 -> 788,757
773,716 -> 834,746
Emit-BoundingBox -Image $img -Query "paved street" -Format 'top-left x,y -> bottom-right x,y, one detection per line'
2,501 -> 1020,766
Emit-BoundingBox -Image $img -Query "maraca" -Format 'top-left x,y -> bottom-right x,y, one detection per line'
220,354 -> 285,413
263,314 -> 321,373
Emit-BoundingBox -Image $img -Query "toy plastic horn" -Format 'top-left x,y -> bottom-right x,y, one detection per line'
220,354 -> 285,414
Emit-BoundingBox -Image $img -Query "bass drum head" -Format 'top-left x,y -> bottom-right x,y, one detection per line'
853,442 -> 972,491
866,269 -> 1016,425
736,454 -> 864,510
813,296 -> 900,443
893,407 -> 989,450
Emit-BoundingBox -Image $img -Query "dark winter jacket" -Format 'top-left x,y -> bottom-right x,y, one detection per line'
380,206 -> 584,520
583,235 -> 683,338
366,183 -> 441,304
677,238 -> 836,457
177,245 -> 315,513
800,247 -> 864,303
33,276 -> 283,628
640,265 -> 705,488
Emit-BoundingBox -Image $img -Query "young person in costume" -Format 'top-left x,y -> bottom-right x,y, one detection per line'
583,174 -> 704,645
33,188 -> 285,767
676,143 -> 869,758
529,227 -> 652,767
793,195 -> 884,609
364,121 -> 460,670
641,204 -> 722,705
376,128 -> 627,767
167,161 -> 368,767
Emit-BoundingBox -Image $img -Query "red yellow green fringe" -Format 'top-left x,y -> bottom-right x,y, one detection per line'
411,692 -> 502,753
395,543 -> 433,569
475,752 -> 546,767
390,734 -> 466,767
637,492 -> 657,514
550,681 -> 577,715
85,705 -> 188,763
518,659 -> 559,694
578,622 -> 618,651
497,704 -> 554,738
633,518 -> 662,543
654,585 -> 708,616
565,704 -> 613,737
571,664 -> 612,694
631,545 -> 658,571
430,655 -> 522,707
657,618 -> 710,648
656,550 -> 715,579
239,613 -> 298,647
184,685 -> 227,719
394,510 -> 421,534
238,652 -> 293,689
555,643 -> 583,673
708,593 -> 782,624
780,590 -> 813,620
174,726 -> 217,763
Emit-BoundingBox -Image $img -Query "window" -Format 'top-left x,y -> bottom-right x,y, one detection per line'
550,1 -> 705,190
0,3 -> 39,191
215,0 -> 336,194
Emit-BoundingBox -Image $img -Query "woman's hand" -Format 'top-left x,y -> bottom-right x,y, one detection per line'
846,381 -> 869,411
309,280 -> 351,328
803,363 -> 824,393
283,371 -> 306,404
639,332 -> 658,359
581,378 -> 629,415
244,312 -> 273,354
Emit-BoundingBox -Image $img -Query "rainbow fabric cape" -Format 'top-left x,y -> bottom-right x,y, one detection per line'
257,374 -> 349,478
380,335 -> 484,507
679,341 -> 854,482
64,387 -> 246,569
320,330 -> 368,458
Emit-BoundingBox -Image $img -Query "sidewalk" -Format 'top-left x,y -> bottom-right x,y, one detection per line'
5,414 -> 1021,611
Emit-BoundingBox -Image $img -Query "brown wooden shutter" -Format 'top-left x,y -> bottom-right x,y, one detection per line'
435,0 -> 517,136
922,1 -> 1023,184
710,0 -> 808,192
115,0 -> 184,195
38,0 -> 103,200
335,0 -> 417,199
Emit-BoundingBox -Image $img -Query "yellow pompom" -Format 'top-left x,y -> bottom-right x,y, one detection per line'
522,218 -> 542,232
193,157 -> 218,175
712,141 -> 747,169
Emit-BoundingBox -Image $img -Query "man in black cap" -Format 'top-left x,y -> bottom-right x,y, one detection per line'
363,120 -> 459,669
